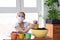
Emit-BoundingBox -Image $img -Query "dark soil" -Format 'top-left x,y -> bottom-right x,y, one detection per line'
33,28 -> 47,30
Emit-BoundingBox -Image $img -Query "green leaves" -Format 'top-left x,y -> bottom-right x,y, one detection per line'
53,0 -> 60,7
45,0 -> 60,20
45,0 -> 60,7
48,9 -> 59,20
45,0 -> 54,7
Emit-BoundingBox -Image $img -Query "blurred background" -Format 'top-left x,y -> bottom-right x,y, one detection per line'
0,0 -> 41,40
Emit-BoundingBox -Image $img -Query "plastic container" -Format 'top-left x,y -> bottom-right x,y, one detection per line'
25,33 -> 31,40
18,33 -> 24,40
11,32 -> 17,40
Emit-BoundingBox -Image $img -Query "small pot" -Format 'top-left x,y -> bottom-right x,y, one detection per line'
18,33 -> 24,40
11,32 -> 17,40
46,19 -> 60,24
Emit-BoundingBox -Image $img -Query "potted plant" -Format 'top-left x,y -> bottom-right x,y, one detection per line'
45,0 -> 60,24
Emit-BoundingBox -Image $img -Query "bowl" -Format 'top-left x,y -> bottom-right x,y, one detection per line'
32,28 -> 48,38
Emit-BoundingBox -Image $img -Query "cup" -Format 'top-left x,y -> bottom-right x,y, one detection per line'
25,33 -> 31,40
11,32 -> 17,40
18,33 -> 24,40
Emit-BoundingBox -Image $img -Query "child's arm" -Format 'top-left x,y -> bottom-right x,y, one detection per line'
15,26 -> 24,33
23,26 -> 31,33
23,23 -> 34,33
15,26 -> 30,33
15,23 -> 34,33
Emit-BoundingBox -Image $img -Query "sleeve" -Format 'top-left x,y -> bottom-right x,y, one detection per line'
24,22 -> 29,29
15,23 -> 19,27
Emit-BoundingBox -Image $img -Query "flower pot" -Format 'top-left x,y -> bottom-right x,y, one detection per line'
18,33 -> 24,40
11,32 -> 17,40
46,19 -> 60,24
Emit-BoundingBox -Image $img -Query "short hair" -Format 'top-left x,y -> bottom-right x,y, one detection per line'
18,11 -> 25,16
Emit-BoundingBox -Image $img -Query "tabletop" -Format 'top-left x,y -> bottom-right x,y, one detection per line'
3,37 -> 53,40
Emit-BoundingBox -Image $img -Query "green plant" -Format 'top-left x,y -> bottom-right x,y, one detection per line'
45,0 -> 60,20
45,0 -> 60,7
48,9 -> 59,19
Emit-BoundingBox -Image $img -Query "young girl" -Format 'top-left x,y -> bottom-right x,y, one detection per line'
15,11 -> 33,33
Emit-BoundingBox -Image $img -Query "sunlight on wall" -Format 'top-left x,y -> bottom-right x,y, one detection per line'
25,13 -> 38,23
0,13 -> 17,40
0,13 -> 17,33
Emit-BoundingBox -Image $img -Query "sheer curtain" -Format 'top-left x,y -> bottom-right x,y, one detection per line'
0,13 -> 17,40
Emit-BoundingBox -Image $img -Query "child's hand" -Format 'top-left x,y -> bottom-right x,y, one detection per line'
29,24 -> 34,29
18,30 -> 23,33
33,20 -> 37,24
18,30 -> 26,33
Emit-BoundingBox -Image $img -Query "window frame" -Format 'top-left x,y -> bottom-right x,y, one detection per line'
0,0 -> 42,13
20,0 -> 42,13
0,0 -> 20,13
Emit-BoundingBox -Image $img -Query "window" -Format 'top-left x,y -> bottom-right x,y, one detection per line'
24,0 -> 37,7
0,0 -> 16,7
25,13 -> 38,23
0,0 -> 18,13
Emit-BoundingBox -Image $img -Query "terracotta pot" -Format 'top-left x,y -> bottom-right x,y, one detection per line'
11,32 -> 17,40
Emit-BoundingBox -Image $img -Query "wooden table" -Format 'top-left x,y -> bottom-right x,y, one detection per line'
46,24 -> 60,40
3,37 -> 53,40
34,37 -> 53,40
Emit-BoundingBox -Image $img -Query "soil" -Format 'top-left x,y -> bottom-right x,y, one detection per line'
33,28 -> 47,30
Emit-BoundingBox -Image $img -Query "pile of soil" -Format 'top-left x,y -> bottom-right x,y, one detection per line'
33,28 -> 47,30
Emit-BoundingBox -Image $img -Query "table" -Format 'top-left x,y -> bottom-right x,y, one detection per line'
3,37 -> 53,40
46,24 -> 60,40
34,37 -> 53,40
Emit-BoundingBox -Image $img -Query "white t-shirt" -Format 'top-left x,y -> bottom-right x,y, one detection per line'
15,22 -> 29,31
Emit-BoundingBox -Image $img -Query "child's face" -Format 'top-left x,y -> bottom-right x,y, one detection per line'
18,13 -> 25,19
17,13 -> 25,23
